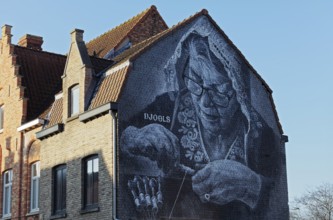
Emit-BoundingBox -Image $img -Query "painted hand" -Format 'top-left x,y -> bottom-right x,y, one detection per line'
127,176 -> 163,213
192,159 -> 262,209
121,124 -> 180,174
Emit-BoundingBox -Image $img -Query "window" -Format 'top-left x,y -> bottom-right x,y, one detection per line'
83,155 -> 99,210
31,161 -> 40,212
70,85 -> 79,116
0,105 -> 4,130
53,165 -> 66,216
3,169 -> 12,217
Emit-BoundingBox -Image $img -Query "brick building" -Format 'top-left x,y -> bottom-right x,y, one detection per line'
0,6 -> 288,220
0,24 -> 66,220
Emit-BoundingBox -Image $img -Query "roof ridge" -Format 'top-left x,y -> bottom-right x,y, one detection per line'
14,45 -> 67,57
86,5 -> 155,47
169,9 -> 207,30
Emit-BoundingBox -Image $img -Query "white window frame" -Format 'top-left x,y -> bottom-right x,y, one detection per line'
3,169 -> 12,217
53,165 -> 67,215
0,105 -> 4,131
83,155 -> 99,209
30,161 -> 40,212
70,85 -> 79,116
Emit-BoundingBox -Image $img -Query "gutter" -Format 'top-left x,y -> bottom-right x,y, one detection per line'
36,123 -> 64,140
17,118 -> 44,132
110,109 -> 119,220
79,102 -> 118,122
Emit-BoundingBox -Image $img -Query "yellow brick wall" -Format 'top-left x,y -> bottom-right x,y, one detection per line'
39,114 -> 115,220
0,28 -> 27,219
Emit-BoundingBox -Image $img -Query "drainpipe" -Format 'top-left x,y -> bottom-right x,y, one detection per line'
110,109 -> 119,220
18,132 -> 24,219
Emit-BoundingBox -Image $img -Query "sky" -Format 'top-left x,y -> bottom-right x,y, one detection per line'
1,0 -> 332,202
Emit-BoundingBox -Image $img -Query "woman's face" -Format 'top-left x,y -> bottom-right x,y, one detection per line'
184,57 -> 240,133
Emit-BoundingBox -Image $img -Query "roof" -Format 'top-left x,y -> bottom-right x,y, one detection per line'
89,56 -> 114,73
89,64 -> 130,109
14,45 -> 66,122
39,63 -> 129,127
44,96 -> 63,129
34,5 -> 165,127
38,103 -> 53,120
86,5 -> 168,58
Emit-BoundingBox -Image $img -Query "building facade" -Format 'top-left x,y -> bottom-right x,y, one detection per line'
0,24 -> 66,220
0,6 -> 288,220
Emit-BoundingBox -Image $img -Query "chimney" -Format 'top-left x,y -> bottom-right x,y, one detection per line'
1,24 -> 12,44
18,34 -> 43,50
71,29 -> 84,43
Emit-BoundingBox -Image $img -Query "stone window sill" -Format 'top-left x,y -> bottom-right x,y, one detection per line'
1,214 -> 12,220
80,206 -> 100,214
66,115 -> 79,123
26,210 -> 40,216
50,212 -> 67,219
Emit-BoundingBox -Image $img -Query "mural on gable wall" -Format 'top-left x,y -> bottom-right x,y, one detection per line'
118,16 -> 287,220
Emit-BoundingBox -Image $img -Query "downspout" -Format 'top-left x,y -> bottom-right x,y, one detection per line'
18,132 -> 24,219
110,110 -> 119,220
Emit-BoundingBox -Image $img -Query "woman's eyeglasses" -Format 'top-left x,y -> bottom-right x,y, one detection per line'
183,75 -> 234,108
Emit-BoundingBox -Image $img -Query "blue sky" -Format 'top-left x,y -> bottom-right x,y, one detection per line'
1,1 -> 332,202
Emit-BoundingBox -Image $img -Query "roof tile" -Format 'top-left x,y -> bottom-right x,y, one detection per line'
86,5 -> 167,58
89,65 -> 130,109
45,97 -> 63,129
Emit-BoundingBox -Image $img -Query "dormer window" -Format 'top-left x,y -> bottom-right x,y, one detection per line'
70,85 -> 79,117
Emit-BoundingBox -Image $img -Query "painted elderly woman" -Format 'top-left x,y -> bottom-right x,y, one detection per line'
120,31 -> 280,219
